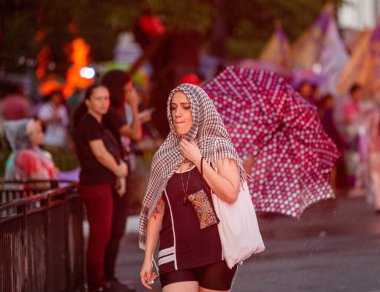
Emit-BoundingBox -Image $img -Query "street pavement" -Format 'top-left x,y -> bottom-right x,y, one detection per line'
113,196 -> 380,292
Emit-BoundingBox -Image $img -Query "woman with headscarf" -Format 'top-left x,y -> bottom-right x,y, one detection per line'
139,84 -> 247,291
3,119 -> 55,182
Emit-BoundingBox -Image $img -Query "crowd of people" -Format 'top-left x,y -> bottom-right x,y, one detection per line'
297,80 -> 380,213
0,70 -> 156,292
1,69 -> 380,291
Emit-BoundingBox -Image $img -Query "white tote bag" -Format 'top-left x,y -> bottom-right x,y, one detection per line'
212,181 -> 265,269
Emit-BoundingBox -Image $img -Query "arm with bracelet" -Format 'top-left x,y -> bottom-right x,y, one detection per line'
180,139 -> 240,204
140,199 -> 164,289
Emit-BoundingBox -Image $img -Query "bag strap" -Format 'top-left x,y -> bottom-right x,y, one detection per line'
199,139 -> 219,194
152,256 -> 159,276
200,157 -> 204,177
212,139 -> 218,173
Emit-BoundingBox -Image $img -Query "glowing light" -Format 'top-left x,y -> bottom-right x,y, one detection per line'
63,37 -> 93,97
39,76 -> 62,95
80,67 -> 96,79
312,63 -> 322,74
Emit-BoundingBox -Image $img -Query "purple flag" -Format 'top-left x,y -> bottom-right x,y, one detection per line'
319,17 -> 349,96
260,21 -> 291,70
291,3 -> 333,70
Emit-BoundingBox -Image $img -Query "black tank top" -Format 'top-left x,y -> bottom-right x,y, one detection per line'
158,167 -> 223,274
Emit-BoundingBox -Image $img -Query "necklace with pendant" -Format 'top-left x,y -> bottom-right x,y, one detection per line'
180,165 -> 192,206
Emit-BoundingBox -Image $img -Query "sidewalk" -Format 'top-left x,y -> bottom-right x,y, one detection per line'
97,197 -> 380,292
83,215 -> 140,237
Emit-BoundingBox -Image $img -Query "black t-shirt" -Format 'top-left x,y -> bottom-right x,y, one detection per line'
102,106 -> 126,157
74,113 -> 121,185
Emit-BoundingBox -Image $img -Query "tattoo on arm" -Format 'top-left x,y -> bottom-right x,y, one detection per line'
151,198 -> 164,220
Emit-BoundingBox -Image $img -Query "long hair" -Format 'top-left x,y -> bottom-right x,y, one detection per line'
101,70 -> 131,110
71,84 -> 105,131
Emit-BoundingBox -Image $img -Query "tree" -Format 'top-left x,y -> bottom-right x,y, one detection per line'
1,0 -> 342,75
0,0 -> 144,75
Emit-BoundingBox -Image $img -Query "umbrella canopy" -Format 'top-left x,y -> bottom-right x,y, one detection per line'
237,59 -> 291,79
203,66 -> 339,217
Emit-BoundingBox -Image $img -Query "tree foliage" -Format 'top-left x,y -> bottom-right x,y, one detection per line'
1,0 -> 144,74
1,0 -> 342,75
150,0 -> 213,34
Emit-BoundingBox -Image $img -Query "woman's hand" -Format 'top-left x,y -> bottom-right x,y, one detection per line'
179,139 -> 202,165
125,87 -> 139,107
140,258 -> 158,289
115,162 -> 128,178
243,154 -> 257,173
116,177 -> 126,197
138,108 -> 153,123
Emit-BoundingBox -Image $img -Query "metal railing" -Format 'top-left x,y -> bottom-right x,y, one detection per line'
0,180 -> 85,292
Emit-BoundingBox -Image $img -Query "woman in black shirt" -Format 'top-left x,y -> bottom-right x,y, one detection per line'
101,70 -> 142,291
72,84 -> 127,292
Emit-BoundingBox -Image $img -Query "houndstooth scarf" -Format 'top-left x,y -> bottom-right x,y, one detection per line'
138,83 -> 247,249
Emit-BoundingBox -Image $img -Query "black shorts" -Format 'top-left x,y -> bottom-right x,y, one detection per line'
160,260 -> 237,290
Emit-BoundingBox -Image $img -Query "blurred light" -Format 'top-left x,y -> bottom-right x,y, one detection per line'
26,59 -> 36,67
80,67 -> 95,79
312,63 -> 322,74
48,62 -> 56,70
18,56 -> 26,65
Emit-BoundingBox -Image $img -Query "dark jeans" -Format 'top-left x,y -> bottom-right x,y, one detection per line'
104,175 -> 130,281
79,184 -> 113,288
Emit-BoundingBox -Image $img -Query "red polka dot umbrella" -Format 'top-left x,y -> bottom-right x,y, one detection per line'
203,66 -> 339,217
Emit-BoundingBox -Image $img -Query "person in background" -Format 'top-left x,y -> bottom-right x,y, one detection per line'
0,81 -> 30,121
139,83 -> 247,291
343,83 -> 367,196
364,105 -> 380,214
3,119 -> 56,189
37,89 -> 70,151
101,70 -> 142,291
72,84 -> 128,292
102,70 -> 142,157
317,94 -> 347,193
297,80 -> 317,104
